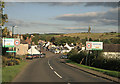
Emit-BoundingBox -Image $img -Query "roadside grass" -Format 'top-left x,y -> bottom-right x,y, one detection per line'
66,60 -> 120,78
2,60 -> 28,82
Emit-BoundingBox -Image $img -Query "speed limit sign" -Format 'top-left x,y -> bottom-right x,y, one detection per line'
14,39 -> 20,47
86,41 -> 92,50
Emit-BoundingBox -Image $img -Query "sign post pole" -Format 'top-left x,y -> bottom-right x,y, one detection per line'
86,41 -> 103,66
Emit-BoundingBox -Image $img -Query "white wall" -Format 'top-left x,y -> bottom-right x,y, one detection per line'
102,52 -> 120,59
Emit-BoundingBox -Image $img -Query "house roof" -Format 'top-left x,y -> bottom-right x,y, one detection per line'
63,47 -> 69,50
103,44 -> 120,52
69,44 -> 74,47
21,40 -> 28,44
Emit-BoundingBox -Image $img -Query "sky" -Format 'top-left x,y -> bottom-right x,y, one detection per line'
4,2 -> 119,34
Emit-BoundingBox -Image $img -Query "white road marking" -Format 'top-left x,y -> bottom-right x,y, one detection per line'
50,66 -> 53,70
54,71 -> 62,79
48,60 -> 62,79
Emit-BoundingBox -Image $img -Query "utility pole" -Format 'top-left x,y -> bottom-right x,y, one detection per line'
12,26 -> 16,59
86,26 -> 91,66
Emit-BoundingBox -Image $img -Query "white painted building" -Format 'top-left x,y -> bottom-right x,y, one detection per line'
64,43 -> 74,51
28,46 -> 40,55
102,44 -> 120,59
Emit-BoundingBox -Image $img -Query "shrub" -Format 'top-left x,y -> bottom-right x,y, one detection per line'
2,56 -> 8,67
15,56 -> 21,59
8,62 -> 14,66
14,59 -> 20,65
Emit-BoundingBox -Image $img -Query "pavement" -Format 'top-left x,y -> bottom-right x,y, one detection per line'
11,48 -> 119,83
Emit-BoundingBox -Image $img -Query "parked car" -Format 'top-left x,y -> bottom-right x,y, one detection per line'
60,55 -> 68,59
40,53 -> 46,58
35,54 -> 40,58
54,50 -> 60,54
32,54 -> 37,58
26,54 -> 33,59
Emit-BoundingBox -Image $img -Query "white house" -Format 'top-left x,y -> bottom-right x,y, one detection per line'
28,46 -> 40,55
45,41 -> 50,47
61,43 -> 74,53
102,44 -> 120,59
61,47 -> 70,53
64,43 -> 74,51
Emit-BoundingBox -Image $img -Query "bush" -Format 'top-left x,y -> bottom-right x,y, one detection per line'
68,50 -> 87,64
15,56 -> 21,59
92,55 -> 120,71
2,56 -> 8,67
14,59 -> 20,65
8,62 -> 14,66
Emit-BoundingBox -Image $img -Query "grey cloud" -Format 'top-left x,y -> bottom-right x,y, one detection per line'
5,19 -> 68,28
55,8 -> 118,26
85,2 -> 118,8
62,27 -> 88,31
47,2 -> 83,6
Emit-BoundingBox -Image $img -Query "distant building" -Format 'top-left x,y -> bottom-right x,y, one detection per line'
16,41 -> 29,55
25,37 -> 32,45
9,31 -> 12,37
64,43 -> 74,51
20,35 -> 23,40
61,47 -> 70,53
28,46 -> 40,55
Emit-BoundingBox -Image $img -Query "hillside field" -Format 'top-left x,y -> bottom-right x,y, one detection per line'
61,33 -> 120,40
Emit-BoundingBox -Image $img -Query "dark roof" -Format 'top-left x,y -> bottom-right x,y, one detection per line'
63,47 -> 69,50
103,44 -> 120,52
21,40 -> 28,44
69,44 -> 74,47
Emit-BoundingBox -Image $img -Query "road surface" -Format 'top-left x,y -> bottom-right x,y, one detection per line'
12,49 -> 116,83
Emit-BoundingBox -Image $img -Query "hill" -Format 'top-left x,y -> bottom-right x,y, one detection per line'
62,33 -> 119,40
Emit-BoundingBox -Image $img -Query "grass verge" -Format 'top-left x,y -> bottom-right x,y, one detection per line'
2,60 -> 28,82
66,60 -> 120,78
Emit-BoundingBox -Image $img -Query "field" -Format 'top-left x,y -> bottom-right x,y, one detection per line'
62,33 -> 119,40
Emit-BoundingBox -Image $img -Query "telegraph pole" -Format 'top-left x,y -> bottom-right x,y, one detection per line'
86,26 -> 91,66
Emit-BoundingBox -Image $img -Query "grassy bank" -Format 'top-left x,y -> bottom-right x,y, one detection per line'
2,60 -> 28,82
66,60 -> 120,78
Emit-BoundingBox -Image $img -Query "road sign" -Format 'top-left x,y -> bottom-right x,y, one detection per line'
3,38 -> 14,47
14,39 -> 20,47
86,41 -> 103,50
3,38 -> 20,47
92,42 -> 103,50
86,41 -> 92,50
86,42 -> 92,49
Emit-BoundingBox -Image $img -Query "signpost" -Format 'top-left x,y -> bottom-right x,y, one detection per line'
86,41 -> 103,66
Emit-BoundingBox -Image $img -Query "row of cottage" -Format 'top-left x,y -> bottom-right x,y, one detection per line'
15,35 -> 120,59
38,40 -> 120,59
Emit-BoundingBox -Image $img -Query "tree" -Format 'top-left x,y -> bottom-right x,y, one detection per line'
0,1 -> 8,26
2,27 -> 9,37
50,37 -> 55,43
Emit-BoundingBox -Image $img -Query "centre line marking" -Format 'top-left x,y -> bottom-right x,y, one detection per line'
54,71 -> 62,79
50,66 -> 53,70
48,60 -> 62,79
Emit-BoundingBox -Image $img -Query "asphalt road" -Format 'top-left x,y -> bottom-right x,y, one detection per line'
12,49 -> 116,83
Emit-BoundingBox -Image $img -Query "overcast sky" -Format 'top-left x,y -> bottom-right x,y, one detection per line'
4,2 -> 119,34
